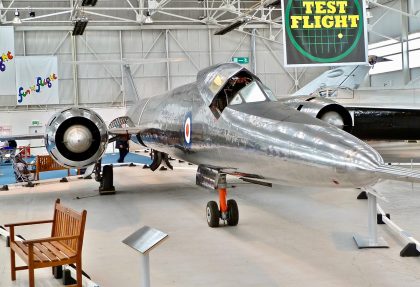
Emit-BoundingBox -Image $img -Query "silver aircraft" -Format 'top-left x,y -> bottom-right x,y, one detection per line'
4,62 -> 420,227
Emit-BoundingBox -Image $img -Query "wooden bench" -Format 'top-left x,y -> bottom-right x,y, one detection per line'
5,199 -> 87,287
33,155 -> 71,180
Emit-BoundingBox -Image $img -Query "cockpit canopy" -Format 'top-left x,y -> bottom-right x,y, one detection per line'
209,70 -> 276,119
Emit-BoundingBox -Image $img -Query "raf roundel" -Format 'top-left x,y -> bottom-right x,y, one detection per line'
184,115 -> 192,145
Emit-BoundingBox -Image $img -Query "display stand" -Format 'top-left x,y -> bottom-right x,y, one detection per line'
353,192 -> 389,248
123,226 -> 169,287
377,205 -> 420,257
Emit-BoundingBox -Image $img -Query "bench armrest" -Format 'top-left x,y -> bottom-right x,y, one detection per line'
5,219 -> 53,228
23,235 -> 79,245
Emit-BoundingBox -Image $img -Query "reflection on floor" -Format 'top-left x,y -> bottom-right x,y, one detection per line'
0,152 -> 151,186
1,162 -> 420,287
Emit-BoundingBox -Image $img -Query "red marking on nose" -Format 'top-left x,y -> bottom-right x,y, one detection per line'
185,123 -> 190,137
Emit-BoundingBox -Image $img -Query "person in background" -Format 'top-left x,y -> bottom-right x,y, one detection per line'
8,140 -> 17,156
116,135 -> 129,163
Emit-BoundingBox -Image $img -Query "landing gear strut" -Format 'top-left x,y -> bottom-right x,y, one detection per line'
94,159 -> 115,195
206,174 -> 239,227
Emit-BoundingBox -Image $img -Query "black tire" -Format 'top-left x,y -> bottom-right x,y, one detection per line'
102,165 -> 114,189
206,201 -> 220,228
227,199 -> 239,226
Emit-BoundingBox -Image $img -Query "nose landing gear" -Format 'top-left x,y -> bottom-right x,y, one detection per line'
206,174 -> 239,227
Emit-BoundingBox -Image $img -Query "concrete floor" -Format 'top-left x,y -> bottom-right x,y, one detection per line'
1,162 -> 420,287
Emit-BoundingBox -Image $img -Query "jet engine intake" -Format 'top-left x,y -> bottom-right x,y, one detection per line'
45,107 -> 108,168
293,97 -> 353,132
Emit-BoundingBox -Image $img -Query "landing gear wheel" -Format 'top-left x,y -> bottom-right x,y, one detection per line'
227,199 -> 239,226
206,201 -> 220,228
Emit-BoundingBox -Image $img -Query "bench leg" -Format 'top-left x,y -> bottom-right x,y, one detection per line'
28,266 -> 35,287
28,244 -> 35,287
76,259 -> 82,287
10,248 -> 16,281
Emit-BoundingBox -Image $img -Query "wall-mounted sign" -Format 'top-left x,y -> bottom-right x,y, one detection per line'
16,56 -> 59,105
282,0 -> 368,67
232,57 -> 249,64
0,27 -> 16,95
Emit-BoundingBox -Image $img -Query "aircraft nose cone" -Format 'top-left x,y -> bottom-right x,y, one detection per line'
63,124 -> 93,153
346,136 -> 383,169
330,128 -> 383,187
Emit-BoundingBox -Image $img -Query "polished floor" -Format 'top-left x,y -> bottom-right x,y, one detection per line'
1,162 -> 420,287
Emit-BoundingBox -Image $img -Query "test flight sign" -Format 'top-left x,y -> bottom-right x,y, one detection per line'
281,0 -> 368,67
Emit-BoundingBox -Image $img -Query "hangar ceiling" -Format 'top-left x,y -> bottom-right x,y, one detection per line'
0,0 -> 419,110
0,0 -> 414,28
0,0 -> 282,27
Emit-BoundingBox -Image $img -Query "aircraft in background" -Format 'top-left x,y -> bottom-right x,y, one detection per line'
276,56 -> 420,162
3,62 -> 420,228
278,56 -> 420,140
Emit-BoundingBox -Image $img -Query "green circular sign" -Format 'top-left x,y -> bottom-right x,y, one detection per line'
285,0 -> 364,63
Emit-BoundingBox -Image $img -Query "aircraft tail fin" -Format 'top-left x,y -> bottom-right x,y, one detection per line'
123,65 -> 141,103
293,64 -> 371,97
375,165 -> 420,183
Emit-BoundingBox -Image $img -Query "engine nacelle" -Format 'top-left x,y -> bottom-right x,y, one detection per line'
279,96 -> 353,132
45,107 -> 108,168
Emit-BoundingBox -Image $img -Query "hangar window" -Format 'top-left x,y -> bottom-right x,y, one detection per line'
209,71 -> 275,119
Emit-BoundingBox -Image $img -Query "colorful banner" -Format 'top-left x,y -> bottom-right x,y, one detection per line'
0,27 -> 16,95
282,0 -> 368,67
16,56 -> 59,105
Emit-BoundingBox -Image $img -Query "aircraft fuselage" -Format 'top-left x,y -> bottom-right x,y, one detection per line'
127,67 -> 384,189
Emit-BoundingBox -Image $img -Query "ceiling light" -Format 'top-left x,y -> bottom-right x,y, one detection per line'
72,16 -> 88,36
264,0 -> 281,8
214,18 -> 249,35
145,11 -> 153,24
82,0 -> 98,6
13,10 -> 22,24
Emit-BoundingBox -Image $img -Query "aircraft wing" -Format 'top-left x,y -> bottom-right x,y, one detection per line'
375,164 -> 420,183
0,134 -> 44,141
108,127 -> 142,135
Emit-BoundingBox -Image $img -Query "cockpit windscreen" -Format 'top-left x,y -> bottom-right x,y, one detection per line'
209,71 -> 276,118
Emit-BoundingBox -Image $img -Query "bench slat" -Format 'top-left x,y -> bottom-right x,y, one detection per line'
14,242 -> 44,262
51,241 -> 76,258
43,242 -> 68,260
11,242 -> 29,264
34,243 -> 60,262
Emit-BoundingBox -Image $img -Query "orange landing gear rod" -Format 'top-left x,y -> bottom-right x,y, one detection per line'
218,174 -> 228,217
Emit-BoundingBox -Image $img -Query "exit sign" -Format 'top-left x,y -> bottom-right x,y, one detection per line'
232,57 -> 249,64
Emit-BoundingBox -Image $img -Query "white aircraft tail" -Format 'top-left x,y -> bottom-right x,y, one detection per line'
293,56 -> 391,97
293,64 -> 371,97
123,65 -> 141,103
